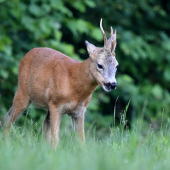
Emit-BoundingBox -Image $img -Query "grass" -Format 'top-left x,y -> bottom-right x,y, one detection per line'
0,116 -> 170,170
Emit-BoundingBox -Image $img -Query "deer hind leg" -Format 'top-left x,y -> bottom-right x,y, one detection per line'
3,89 -> 30,139
43,110 -> 51,143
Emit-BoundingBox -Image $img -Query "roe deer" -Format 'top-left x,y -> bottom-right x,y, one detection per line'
3,19 -> 118,147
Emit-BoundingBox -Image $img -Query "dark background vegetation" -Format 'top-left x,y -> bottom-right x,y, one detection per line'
0,0 -> 170,133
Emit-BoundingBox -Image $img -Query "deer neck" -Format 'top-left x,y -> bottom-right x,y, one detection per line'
70,58 -> 98,99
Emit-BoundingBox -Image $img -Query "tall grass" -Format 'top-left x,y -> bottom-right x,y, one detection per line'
0,113 -> 170,170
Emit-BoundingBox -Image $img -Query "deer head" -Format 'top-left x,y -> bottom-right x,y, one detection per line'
85,19 -> 118,92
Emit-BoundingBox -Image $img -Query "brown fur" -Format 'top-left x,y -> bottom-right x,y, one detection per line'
3,19 -> 118,147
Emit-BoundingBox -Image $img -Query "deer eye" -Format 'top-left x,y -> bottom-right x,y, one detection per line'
97,64 -> 104,70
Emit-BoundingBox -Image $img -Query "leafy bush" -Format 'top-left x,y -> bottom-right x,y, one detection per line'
0,0 -> 170,129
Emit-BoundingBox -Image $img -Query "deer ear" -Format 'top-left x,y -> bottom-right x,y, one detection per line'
85,41 -> 96,54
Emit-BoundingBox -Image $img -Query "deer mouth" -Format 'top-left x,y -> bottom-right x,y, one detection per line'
103,82 -> 117,92
103,83 -> 112,92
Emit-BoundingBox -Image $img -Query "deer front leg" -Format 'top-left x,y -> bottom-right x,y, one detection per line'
49,103 -> 62,148
72,112 -> 85,143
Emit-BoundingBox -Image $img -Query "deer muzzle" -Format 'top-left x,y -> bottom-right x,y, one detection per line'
110,82 -> 117,89
104,82 -> 117,91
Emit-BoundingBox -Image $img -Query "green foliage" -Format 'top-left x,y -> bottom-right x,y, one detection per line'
0,0 -> 170,128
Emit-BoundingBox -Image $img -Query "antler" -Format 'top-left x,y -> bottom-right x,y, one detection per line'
110,27 -> 114,51
110,27 -> 116,52
106,27 -> 117,52
113,29 -> 117,51
100,19 -> 117,52
100,18 -> 107,48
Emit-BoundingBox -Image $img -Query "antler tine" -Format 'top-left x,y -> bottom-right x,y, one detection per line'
100,18 -> 107,48
110,27 -> 114,52
111,26 -> 113,39
114,29 -> 117,41
110,28 -> 117,52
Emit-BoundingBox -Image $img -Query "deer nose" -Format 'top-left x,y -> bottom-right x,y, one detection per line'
105,82 -> 117,90
110,82 -> 117,89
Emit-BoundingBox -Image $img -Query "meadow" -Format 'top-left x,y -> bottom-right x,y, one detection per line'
0,113 -> 170,170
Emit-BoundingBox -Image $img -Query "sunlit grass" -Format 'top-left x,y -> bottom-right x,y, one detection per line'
1,115 -> 170,170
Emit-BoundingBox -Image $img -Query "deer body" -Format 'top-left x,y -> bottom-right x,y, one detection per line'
3,19 -> 118,147
25,47 -> 96,110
